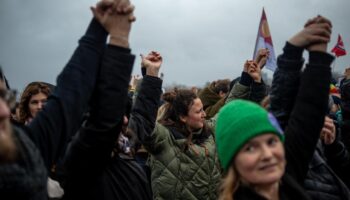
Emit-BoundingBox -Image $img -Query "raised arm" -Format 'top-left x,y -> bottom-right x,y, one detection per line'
283,16 -> 334,183
269,43 -> 304,129
226,59 -> 267,104
128,51 -> 163,153
62,0 -> 135,197
26,0 -> 133,170
26,17 -> 107,169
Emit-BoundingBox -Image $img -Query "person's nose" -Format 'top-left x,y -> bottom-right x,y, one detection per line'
37,101 -> 45,110
261,144 -> 273,160
202,110 -> 206,118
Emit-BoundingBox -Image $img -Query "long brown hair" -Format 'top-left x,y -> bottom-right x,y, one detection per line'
159,89 -> 197,136
19,82 -> 51,123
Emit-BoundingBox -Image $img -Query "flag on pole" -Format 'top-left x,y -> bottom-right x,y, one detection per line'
253,8 -> 277,71
331,34 -> 347,57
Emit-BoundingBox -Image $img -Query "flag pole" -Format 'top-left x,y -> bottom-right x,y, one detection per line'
253,7 -> 264,59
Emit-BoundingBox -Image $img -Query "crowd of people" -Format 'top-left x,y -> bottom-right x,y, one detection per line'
1,0 -> 350,200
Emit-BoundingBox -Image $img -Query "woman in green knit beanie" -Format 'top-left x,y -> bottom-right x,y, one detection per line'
216,100 -> 286,199
216,15 -> 333,200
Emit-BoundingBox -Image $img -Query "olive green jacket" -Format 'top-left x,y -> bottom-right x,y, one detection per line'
130,76 -> 221,200
146,124 -> 221,200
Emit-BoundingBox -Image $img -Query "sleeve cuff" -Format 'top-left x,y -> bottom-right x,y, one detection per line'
143,75 -> 163,86
239,72 -> 253,86
309,51 -> 334,66
107,44 -> 131,53
85,18 -> 108,43
282,42 -> 304,60
141,67 -> 146,77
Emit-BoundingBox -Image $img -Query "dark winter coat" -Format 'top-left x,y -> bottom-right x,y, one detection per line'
269,42 -> 350,200
339,77 -> 350,187
0,18 -> 108,200
130,76 -> 221,200
0,126 -> 47,200
61,44 -> 152,200
234,43 -> 333,199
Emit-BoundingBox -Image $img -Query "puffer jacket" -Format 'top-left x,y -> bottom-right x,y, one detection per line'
304,142 -> 350,200
147,124 -> 220,200
130,76 -> 221,200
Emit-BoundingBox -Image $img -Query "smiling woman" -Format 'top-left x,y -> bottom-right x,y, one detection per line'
216,15 -> 334,200
1,0 -> 350,90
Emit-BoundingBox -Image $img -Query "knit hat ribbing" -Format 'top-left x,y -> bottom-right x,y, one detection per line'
216,100 -> 284,171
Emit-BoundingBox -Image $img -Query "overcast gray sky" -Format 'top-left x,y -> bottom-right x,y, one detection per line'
1,0 -> 349,93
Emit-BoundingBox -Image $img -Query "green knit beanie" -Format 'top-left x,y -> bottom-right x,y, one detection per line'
216,100 -> 284,171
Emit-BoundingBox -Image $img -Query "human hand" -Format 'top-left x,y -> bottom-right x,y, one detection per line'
320,116 -> 336,145
246,61 -> 261,83
91,0 -> 136,47
140,51 -> 163,77
288,15 -> 332,52
307,16 -> 332,52
254,48 -> 270,69
243,60 -> 250,73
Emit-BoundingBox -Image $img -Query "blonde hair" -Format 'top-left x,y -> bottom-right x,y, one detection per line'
157,103 -> 169,122
219,166 -> 240,200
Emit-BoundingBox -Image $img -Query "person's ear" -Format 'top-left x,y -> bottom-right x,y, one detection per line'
180,115 -> 187,123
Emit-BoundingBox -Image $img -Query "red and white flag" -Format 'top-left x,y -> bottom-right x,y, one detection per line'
253,8 -> 277,71
331,34 -> 347,57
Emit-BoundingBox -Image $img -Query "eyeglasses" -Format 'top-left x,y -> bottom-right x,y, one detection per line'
0,89 -> 17,110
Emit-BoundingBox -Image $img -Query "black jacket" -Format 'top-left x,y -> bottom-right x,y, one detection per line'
271,43 -> 350,199
128,75 -> 163,144
340,78 -> 350,146
234,43 -> 333,199
339,77 -> 350,187
26,18 -> 108,170
62,44 -> 152,200
0,18 -> 108,200
269,42 -> 350,200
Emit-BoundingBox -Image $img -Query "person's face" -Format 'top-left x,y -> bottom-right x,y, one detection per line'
345,68 -> 350,77
180,98 -> 206,131
234,133 -> 285,186
28,92 -> 47,118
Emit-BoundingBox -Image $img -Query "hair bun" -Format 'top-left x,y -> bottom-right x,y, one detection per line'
162,91 -> 177,103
